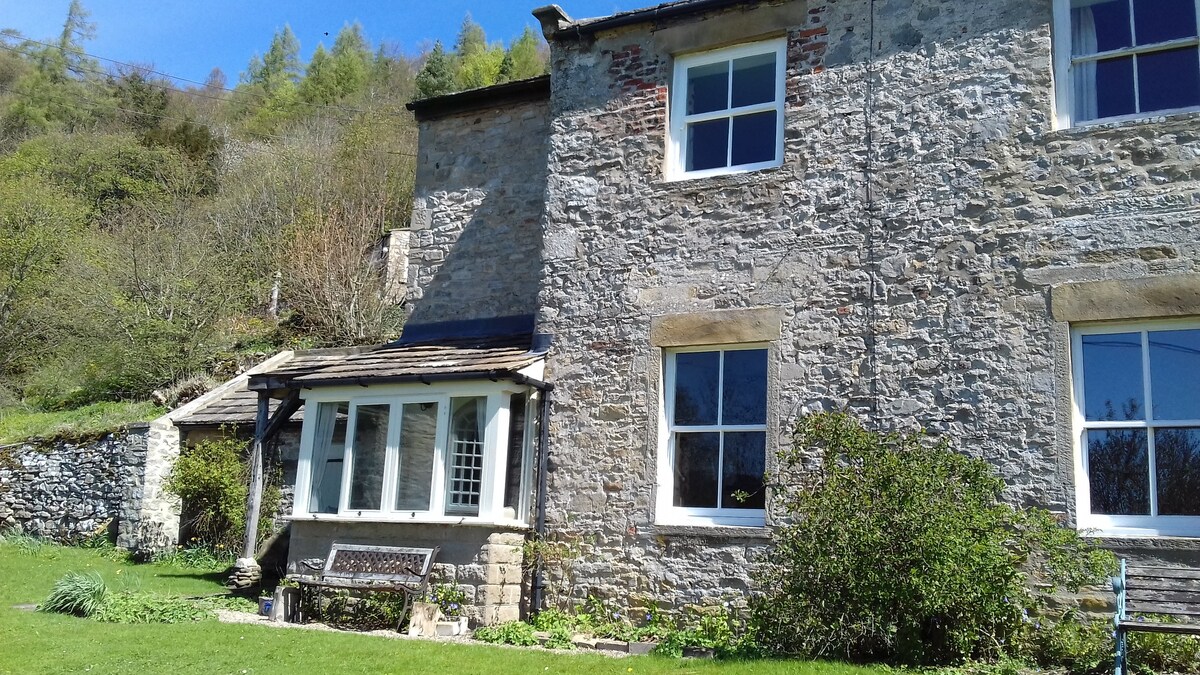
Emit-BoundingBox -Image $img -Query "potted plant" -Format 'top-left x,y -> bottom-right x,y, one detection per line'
429,584 -> 469,636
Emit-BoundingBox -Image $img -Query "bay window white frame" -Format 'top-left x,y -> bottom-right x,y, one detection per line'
291,379 -> 535,526
656,344 -> 769,527
667,38 -> 786,180
1053,0 -> 1200,128
1071,318 -> 1200,537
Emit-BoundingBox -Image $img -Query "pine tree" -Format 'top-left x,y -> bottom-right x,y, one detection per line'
415,41 -> 457,99
299,44 -> 336,105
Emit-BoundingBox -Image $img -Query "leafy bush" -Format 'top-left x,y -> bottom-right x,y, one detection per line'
153,544 -> 234,570
39,571 -> 107,617
93,592 -> 210,624
543,625 -> 575,650
754,412 -> 1115,666
474,620 -> 539,647
164,433 -> 281,555
316,590 -> 410,631
1130,624 -> 1200,674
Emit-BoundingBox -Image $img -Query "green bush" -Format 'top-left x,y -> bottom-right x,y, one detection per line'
474,620 -> 539,647
164,433 -> 281,555
39,571 -> 107,617
753,412 -> 1115,666
1129,624 -> 1200,674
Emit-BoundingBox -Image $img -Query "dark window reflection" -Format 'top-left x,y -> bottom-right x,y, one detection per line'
686,119 -> 729,172
1087,429 -> 1150,515
722,432 -> 765,509
674,351 -> 719,425
1081,332 -> 1144,421
1096,56 -> 1137,119
1155,427 -> 1200,515
1149,329 -> 1200,420
1086,0 -> 1133,53
687,61 -> 728,115
731,111 -> 777,167
722,349 -> 767,425
1138,47 -> 1200,114
731,52 -> 775,108
674,432 -> 719,507
1134,0 -> 1197,45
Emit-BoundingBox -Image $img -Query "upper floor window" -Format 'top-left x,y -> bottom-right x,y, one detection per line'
658,346 -> 768,526
1055,0 -> 1200,126
668,39 -> 786,179
1072,321 -> 1200,536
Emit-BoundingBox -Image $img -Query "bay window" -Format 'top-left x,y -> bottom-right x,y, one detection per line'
294,384 -> 535,524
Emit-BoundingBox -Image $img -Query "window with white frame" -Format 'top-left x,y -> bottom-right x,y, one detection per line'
1055,0 -> 1200,126
659,346 -> 768,526
1072,322 -> 1200,535
668,39 -> 785,179
296,386 -> 535,523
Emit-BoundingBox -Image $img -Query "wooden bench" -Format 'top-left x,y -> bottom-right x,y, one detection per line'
1113,558 -> 1200,675
287,543 -> 440,631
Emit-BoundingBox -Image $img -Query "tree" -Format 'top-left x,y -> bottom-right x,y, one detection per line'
110,69 -> 168,133
243,25 -> 300,94
415,41 -> 457,99
330,22 -> 370,99
298,44 -> 336,105
499,26 -> 546,82
453,15 -> 503,90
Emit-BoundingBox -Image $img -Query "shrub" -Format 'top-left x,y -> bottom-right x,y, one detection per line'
164,433 -> 281,555
427,583 -> 467,618
40,571 -> 107,617
754,412 -> 1114,666
474,620 -> 539,647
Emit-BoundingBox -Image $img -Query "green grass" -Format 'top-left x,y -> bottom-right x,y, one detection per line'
0,538 -> 896,675
0,401 -> 163,444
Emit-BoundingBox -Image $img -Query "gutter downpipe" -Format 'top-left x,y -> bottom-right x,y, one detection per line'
513,372 -> 554,616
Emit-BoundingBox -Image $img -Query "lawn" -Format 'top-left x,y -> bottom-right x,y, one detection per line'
0,401 -> 162,444
0,539 -> 892,675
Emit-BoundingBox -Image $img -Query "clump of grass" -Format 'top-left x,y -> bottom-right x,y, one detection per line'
0,530 -> 59,559
39,571 -> 107,617
0,401 -> 163,445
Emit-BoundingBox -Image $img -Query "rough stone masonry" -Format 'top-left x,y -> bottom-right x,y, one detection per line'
527,0 -> 1200,608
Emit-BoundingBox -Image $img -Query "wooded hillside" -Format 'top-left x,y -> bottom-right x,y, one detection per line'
0,2 -> 546,423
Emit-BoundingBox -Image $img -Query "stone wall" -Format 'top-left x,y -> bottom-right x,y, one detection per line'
288,521 -> 525,626
532,0 -> 1200,608
406,97 -> 550,327
0,432 -> 140,543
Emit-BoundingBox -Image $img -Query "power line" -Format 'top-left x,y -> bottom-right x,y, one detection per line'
1,34 -> 418,120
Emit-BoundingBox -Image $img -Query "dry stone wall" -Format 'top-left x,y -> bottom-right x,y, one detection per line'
0,432 -> 139,542
533,0 -> 1200,608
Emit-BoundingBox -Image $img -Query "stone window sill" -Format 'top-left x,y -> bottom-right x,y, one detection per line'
284,514 -> 531,530
644,523 -> 771,539
1048,108 -> 1200,139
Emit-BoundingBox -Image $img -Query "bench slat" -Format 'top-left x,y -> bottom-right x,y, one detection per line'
1128,567 -> 1200,581
1127,588 -> 1200,603
1126,601 -> 1200,617
1125,578 -> 1200,592
1118,620 -> 1200,635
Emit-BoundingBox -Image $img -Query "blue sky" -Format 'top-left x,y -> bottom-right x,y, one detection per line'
2,0 -> 649,85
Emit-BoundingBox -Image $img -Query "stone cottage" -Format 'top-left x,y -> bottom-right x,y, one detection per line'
262,0 -> 1200,624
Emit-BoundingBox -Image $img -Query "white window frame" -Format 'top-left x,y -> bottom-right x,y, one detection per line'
1053,0 -> 1200,128
667,38 -> 786,180
291,379 -> 535,526
656,344 -> 768,527
1071,318 -> 1200,537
